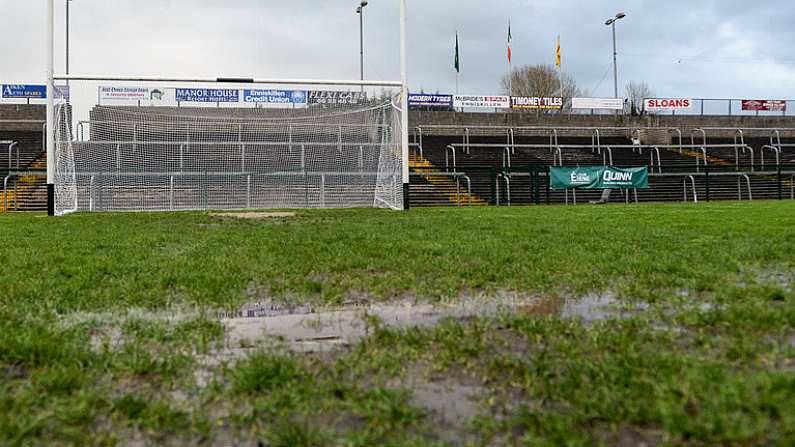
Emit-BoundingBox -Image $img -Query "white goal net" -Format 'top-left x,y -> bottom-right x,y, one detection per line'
53,80 -> 404,215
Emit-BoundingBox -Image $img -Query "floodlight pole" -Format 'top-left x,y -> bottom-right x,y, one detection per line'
359,8 -> 364,91
400,0 -> 410,210
357,1 -> 367,93
66,0 -> 70,77
611,21 -> 618,99
46,0 -> 55,216
605,12 -> 626,113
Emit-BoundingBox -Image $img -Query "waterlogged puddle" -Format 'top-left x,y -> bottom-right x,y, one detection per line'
223,293 -> 646,352
225,299 -> 522,352
220,300 -> 313,319
58,293 -> 653,356
561,293 -> 649,322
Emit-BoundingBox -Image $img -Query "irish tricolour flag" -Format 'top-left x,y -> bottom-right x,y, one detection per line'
507,22 -> 512,63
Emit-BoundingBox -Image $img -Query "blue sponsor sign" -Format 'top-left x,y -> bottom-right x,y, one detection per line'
2,84 -> 48,99
175,88 -> 239,103
408,93 -> 453,108
243,89 -> 307,105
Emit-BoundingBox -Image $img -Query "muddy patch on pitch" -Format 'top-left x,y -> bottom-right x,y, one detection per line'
221,293 -> 651,353
409,379 -> 483,445
606,426 -> 665,447
210,211 -> 296,220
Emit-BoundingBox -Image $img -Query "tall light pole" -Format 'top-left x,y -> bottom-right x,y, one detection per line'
66,0 -> 71,77
356,1 -> 368,92
605,12 -> 626,100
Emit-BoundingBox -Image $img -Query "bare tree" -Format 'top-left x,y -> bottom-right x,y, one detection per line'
625,81 -> 653,116
500,64 -> 583,112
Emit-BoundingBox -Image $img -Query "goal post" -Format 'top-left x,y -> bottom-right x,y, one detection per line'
46,0 -> 55,215
49,77 -> 405,214
399,0 -> 410,210
46,0 -> 410,215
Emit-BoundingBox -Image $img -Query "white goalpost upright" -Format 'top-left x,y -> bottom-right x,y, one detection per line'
399,0 -> 410,210
46,0 -> 410,216
46,0 -> 55,215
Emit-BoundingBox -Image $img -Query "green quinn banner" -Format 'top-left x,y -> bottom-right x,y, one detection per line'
550,166 -> 649,189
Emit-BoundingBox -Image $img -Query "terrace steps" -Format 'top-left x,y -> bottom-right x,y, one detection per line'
1,154 -> 47,212
409,153 -> 488,207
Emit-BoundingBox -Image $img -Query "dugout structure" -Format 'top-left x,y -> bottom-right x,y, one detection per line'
45,1 -> 410,216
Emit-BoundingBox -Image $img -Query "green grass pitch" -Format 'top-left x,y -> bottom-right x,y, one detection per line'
1,202 -> 794,445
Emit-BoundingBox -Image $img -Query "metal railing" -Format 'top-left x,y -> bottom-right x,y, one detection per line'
2,141 -> 19,172
683,175 -> 698,203
738,174 -> 753,201
444,142 -> 752,171
82,170 -> 387,212
411,156 -> 795,207
78,120 -> 391,143
2,171 -> 46,212
410,171 -> 473,207
495,173 -> 510,206
444,145 -> 456,172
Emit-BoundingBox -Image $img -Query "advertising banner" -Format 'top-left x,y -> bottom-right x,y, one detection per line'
511,96 -> 563,109
643,98 -> 692,111
741,100 -> 786,112
175,88 -> 239,103
453,95 -> 510,109
550,166 -> 649,189
408,93 -> 454,108
572,97 -> 624,110
308,90 -> 368,106
243,89 -> 307,105
99,86 -> 162,101
1,84 -> 47,99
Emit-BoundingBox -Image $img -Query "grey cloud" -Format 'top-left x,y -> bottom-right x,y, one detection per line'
0,0 -> 792,98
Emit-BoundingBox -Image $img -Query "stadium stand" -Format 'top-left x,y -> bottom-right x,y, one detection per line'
0,106 -> 47,211
409,125 -> 795,206
3,104 -> 795,211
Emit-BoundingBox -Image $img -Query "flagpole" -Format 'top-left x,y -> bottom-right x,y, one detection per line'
454,31 -> 460,96
508,19 -> 512,98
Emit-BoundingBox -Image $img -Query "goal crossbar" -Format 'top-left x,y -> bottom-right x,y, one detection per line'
53,75 -> 403,88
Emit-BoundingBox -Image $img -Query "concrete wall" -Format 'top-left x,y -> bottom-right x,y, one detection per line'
3,104 -> 795,139
0,105 -> 45,132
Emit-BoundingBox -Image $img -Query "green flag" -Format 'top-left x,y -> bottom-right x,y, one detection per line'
454,33 -> 460,73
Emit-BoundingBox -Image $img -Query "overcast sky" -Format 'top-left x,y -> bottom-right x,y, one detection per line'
1,0 -> 792,99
